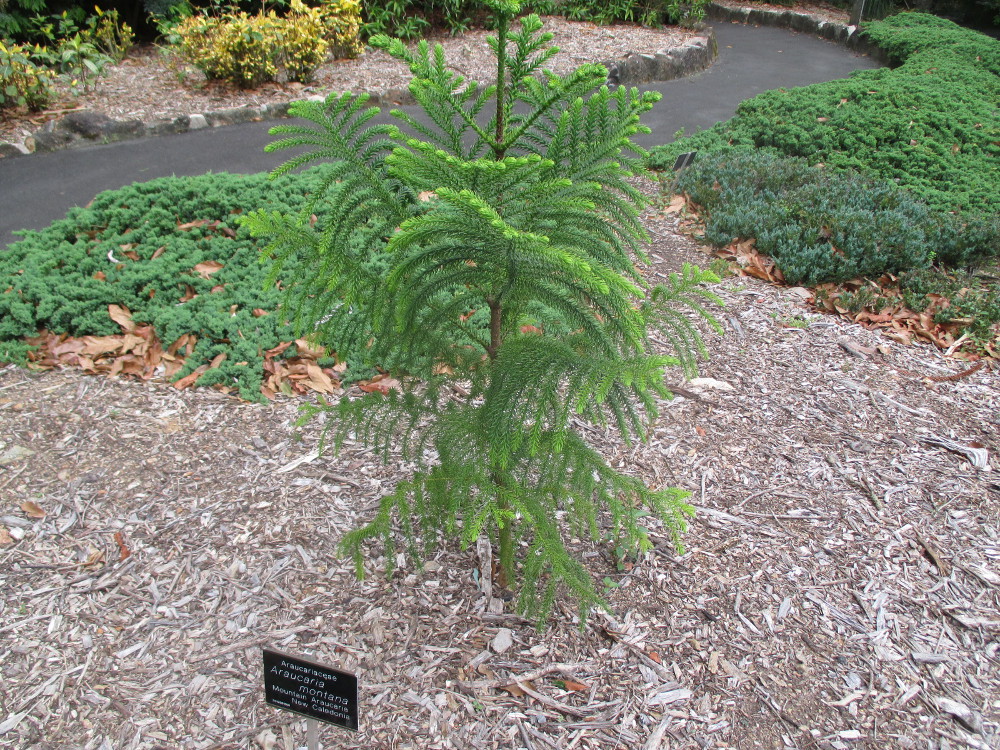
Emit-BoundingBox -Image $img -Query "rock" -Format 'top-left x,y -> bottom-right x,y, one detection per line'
688,377 -> 734,392
57,111 -> 142,140
205,106 -> 267,127
0,142 -> 28,158
59,110 -> 115,137
187,113 -> 209,130
32,129 -> 75,152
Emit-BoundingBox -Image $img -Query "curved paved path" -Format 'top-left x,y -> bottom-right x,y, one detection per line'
0,22 -> 878,247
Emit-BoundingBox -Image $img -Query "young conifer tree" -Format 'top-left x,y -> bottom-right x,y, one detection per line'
243,0 -> 722,622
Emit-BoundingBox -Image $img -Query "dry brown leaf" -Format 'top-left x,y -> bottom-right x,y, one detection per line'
193,261 -> 224,279
109,304 -> 135,332
173,364 -> 209,390
83,547 -> 105,567
114,531 -> 131,561
359,374 -> 401,395
0,527 -> 12,545
305,364 -> 337,394
80,336 -> 122,358
295,338 -> 326,359
120,333 -> 146,354
500,681 -> 535,697
21,500 -> 46,519
664,195 -> 687,214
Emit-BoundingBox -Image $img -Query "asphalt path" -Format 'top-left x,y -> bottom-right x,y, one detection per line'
0,22 -> 879,248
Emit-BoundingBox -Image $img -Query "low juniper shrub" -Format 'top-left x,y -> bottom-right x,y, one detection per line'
675,150 -> 995,285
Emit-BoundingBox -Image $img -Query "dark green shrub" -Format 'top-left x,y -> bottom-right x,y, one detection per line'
361,0 -> 480,38
674,150 -> 995,285
861,11 -> 1000,74
648,14 -> 1000,219
900,267 -> 1000,345
559,0 -> 708,27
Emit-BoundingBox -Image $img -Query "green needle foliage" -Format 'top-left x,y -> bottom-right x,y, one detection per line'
243,0 -> 721,623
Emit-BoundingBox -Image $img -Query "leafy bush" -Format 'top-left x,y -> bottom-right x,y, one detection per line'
245,0 -> 721,621
361,0 -> 477,39
172,0 -> 361,86
319,0 -> 364,58
0,0 -> 53,42
6,8 -> 132,96
559,0 -> 708,27
274,0 -> 329,83
648,14 -> 1000,219
360,0 -> 706,38
0,38 -> 53,109
0,169 -> 343,400
83,7 -> 134,63
30,28 -> 111,95
675,149 -> 997,284
173,12 -> 279,87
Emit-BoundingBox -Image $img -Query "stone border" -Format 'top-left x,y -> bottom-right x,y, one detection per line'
705,2 -> 891,62
0,30 -> 717,159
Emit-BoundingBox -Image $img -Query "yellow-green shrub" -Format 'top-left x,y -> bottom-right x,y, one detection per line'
278,0 -> 329,83
174,12 -> 279,88
319,0 -> 363,59
172,0 -> 362,88
0,40 -> 55,111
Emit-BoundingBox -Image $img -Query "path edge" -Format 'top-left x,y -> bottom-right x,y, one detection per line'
705,2 -> 891,62
0,29 -> 718,160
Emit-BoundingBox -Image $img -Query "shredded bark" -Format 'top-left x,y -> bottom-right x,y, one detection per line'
2,191 -> 998,749
2,9 -> 999,749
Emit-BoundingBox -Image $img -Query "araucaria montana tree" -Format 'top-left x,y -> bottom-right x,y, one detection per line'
244,0 -> 721,622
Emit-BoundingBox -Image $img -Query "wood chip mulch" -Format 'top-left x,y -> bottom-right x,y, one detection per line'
2,193 -> 998,749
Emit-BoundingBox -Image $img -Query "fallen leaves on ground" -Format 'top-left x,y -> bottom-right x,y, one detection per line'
26,306 -> 345,401
664,195 -> 997,359
358,373 -> 402,395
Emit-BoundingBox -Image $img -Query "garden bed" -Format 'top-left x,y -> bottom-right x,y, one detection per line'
0,16 -> 699,153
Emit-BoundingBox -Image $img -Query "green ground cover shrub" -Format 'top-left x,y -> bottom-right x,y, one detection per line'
673,150 -> 998,285
648,14 -> 1000,219
0,168 -> 346,399
648,12 -> 999,305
